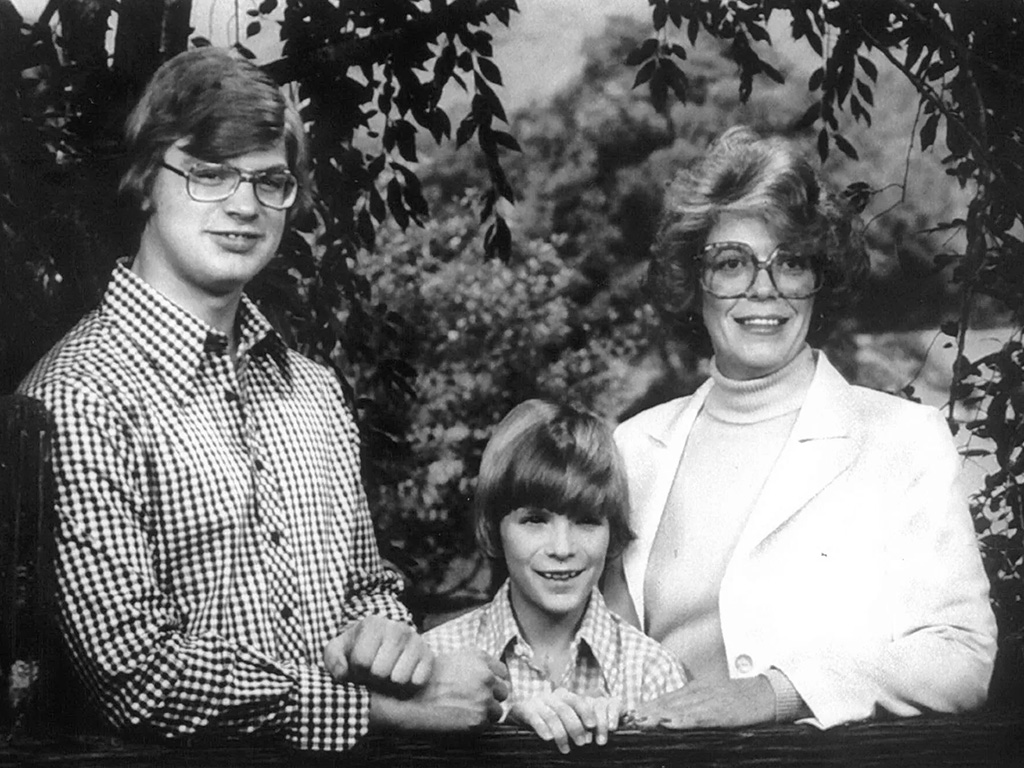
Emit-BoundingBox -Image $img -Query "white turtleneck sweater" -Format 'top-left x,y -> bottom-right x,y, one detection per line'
643,345 -> 815,684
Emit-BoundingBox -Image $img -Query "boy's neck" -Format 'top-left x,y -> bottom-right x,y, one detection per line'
507,586 -> 592,662
130,252 -> 243,339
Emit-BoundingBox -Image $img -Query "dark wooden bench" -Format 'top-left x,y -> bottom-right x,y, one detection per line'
3,393 -> 1023,766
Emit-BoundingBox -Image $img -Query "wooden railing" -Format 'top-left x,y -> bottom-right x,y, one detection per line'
2,711 -> 1023,767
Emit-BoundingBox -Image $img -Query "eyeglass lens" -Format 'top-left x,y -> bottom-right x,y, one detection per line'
700,242 -> 820,298
187,164 -> 297,209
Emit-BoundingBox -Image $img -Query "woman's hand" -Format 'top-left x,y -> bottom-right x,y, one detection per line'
510,689 -> 621,753
633,676 -> 775,729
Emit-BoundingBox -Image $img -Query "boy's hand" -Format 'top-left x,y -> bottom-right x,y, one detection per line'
510,689 -> 621,753
323,615 -> 433,690
589,696 -> 622,745
370,651 -> 510,731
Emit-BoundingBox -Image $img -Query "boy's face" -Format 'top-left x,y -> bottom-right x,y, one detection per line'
500,507 -> 609,631
134,139 -> 290,308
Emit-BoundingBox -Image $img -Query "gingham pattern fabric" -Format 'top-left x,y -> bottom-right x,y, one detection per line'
424,581 -> 685,717
18,264 -> 410,751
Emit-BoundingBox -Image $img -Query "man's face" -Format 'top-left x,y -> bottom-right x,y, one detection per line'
134,140 -> 290,311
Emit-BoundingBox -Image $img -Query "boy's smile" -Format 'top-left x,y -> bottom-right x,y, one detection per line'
500,507 -> 609,638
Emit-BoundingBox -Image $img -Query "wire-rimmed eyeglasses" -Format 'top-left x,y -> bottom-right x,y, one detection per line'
160,161 -> 298,210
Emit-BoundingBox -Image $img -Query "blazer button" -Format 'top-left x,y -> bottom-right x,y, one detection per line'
734,654 -> 753,673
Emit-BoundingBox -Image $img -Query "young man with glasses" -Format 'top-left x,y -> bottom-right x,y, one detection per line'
19,47 -> 507,751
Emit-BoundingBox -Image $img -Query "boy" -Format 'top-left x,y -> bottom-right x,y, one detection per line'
423,400 -> 686,753
19,47 -> 507,750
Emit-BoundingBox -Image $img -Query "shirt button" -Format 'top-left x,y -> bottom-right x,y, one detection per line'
280,606 -> 293,620
253,458 -> 265,471
224,390 -> 239,403
734,654 -> 753,673
270,531 -> 281,545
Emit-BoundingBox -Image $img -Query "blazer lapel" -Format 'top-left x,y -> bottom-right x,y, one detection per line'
733,353 -> 858,557
622,381 -> 711,626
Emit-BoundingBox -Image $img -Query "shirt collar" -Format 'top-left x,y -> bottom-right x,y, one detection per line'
481,580 -> 622,683
480,581 -> 524,659
574,587 -> 621,683
103,262 -> 291,401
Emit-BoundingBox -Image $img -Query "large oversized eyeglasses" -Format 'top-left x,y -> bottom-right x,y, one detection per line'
698,241 -> 822,299
160,161 -> 298,210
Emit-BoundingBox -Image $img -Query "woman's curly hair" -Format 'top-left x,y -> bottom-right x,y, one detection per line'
645,126 -> 869,353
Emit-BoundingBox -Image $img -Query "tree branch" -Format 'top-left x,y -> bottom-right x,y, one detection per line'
261,0 -> 513,84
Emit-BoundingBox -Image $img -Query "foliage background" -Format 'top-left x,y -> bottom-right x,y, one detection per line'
1,0 -> 1021,707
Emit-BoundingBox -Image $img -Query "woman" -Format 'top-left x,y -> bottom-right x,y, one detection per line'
603,126 -> 997,729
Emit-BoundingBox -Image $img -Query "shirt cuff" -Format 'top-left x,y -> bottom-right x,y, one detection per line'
287,663 -> 371,751
762,667 -> 807,723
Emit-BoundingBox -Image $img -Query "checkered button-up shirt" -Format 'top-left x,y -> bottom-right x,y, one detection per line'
19,264 -> 410,751
424,580 -> 685,716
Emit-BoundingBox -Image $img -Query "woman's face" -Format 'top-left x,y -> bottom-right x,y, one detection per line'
701,214 -> 814,380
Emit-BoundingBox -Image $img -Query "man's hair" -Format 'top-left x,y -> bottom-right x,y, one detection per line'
118,47 -> 312,219
646,125 -> 869,351
474,399 -> 635,563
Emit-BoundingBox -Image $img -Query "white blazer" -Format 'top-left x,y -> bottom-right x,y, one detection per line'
607,351 -> 997,728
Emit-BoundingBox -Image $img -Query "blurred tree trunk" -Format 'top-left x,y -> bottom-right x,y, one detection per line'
56,0 -> 111,69
113,0 -> 192,97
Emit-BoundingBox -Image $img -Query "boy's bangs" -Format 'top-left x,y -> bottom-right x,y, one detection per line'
502,461 -> 615,523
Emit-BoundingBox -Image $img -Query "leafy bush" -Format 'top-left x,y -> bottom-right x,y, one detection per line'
345,204 -> 652,610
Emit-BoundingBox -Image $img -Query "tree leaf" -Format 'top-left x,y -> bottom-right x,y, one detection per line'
946,119 -> 970,158
649,66 -> 668,113
246,21 -> 260,38
833,133 -> 858,160
633,59 -> 656,88
387,179 -> 409,229
747,23 -> 770,43
369,186 -> 386,222
808,66 -> 824,91
920,113 -> 939,150
625,38 -> 659,66
761,61 -> 784,85
357,209 -> 375,246
791,101 -> 820,131
492,130 -> 521,152
856,79 -> 874,106
394,120 -> 417,163
477,56 -> 503,86
455,115 -> 477,147
858,54 -> 878,82
653,2 -> 668,30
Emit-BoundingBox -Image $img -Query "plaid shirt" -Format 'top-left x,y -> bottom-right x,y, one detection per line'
424,581 -> 685,717
18,264 -> 410,751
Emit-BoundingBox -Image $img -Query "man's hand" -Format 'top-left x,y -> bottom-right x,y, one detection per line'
323,615 -> 433,691
510,689 -> 622,753
633,676 -> 775,729
369,650 -> 510,732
